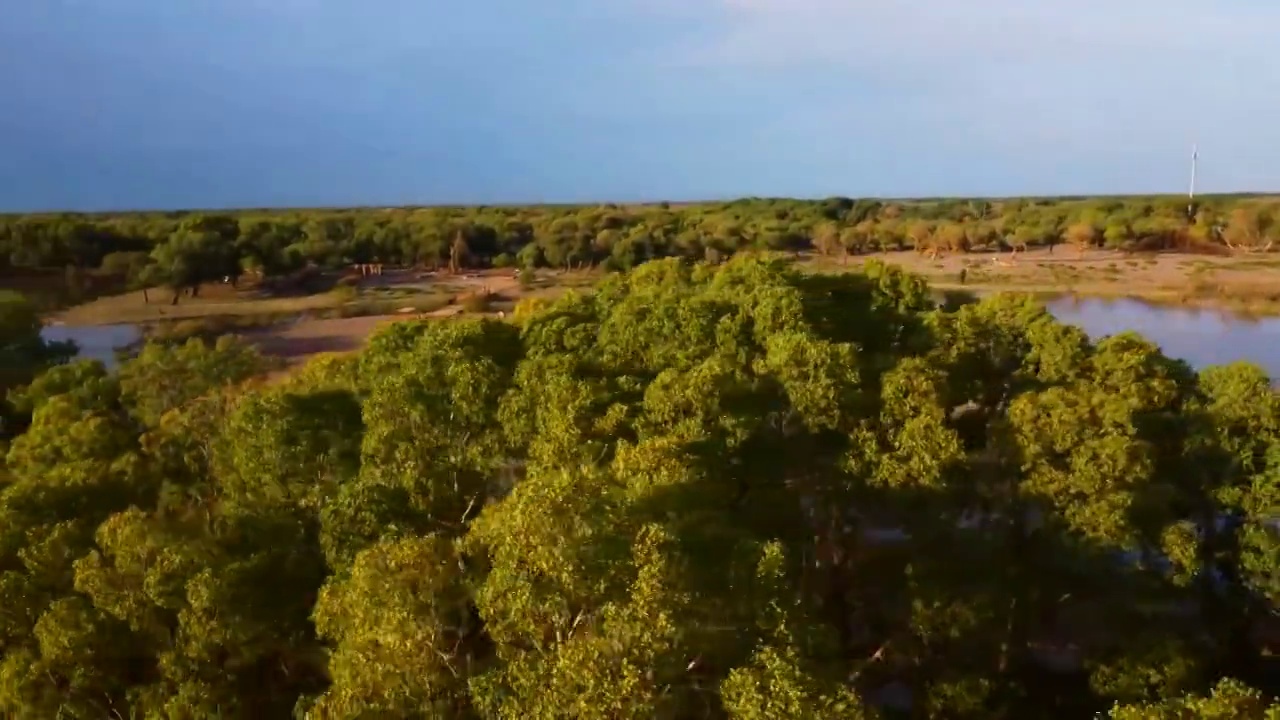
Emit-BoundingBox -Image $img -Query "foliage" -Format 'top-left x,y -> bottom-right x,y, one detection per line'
2,196 -> 1278,294
1109,678 -> 1280,718
0,256 -> 1276,718
0,290 -> 76,439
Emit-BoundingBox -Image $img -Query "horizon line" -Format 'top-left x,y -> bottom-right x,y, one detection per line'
4,189 -> 1279,217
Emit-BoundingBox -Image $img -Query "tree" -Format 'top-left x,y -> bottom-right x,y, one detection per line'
722,645 -> 875,720
933,221 -> 969,256
450,230 -> 471,274
99,250 -> 150,279
150,228 -> 234,304
1064,222 -> 1098,257
1108,678 -> 1280,718
118,336 -> 275,427
0,291 -> 76,437
1009,224 -> 1036,254
813,222 -> 842,260
0,254 -> 1276,718
306,535 -> 479,717
1222,208 -> 1275,253
4,196 -> 1280,291
130,261 -> 166,304
906,220 -> 933,254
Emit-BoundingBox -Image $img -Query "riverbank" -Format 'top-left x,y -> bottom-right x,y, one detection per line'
49,266 -> 602,324
809,247 -> 1280,316
41,267 -> 565,368
48,250 -> 1280,329
40,260 -> 1280,389
40,249 -> 1280,374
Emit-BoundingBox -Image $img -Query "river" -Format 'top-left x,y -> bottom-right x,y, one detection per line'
38,299 -> 1280,378
1043,297 -> 1280,377
40,323 -> 142,369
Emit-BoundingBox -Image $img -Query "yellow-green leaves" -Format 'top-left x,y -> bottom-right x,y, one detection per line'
1,255 -> 1279,718
310,535 -> 475,718
215,387 -> 363,513
1108,678 -> 1280,719
120,336 -> 274,428
722,645 -> 874,720
469,525 -> 693,720
0,291 -> 76,434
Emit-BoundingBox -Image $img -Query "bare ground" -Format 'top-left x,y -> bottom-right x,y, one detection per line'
806,248 -> 1280,311
240,270 -> 532,365
50,253 -> 1280,371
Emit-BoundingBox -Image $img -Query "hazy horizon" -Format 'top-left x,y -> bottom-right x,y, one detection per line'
7,190 -> 1280,218
4,1 -> 1279,213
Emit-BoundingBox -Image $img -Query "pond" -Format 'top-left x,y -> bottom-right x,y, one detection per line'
40,323 -> 142,369
36,298 -> 1280,380
1044,297 -> 1280,378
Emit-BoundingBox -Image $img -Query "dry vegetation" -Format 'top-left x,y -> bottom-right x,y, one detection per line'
48,267 -> 603,365
808,247 -> 1280,315
45,248 -> 1280,368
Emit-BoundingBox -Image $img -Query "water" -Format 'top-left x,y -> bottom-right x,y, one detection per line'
40,324 -> 142,369
36,299 -> 1280,378
1044,297 -> 1280,378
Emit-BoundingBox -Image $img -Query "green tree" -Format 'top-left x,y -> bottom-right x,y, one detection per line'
0,290 -> 76,438
118,336 -> 275,427
1108,678 -> 1280,719
150,226 -> 236,304
0,252 -> 1275,718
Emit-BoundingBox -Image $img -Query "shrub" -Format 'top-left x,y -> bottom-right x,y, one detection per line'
460,292 -> 492,313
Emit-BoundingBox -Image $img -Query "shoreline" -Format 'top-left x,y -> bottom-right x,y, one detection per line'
812,247 -> 1280,318
929,282 -> 1280,318
45,281 -> 1280,328
44,248 -> 1280,329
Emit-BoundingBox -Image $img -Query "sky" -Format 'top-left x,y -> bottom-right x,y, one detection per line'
2,0 -> 1279,211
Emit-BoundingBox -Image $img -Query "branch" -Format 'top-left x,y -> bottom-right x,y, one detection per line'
459,495 -> 479,525
848,641 -> 891,681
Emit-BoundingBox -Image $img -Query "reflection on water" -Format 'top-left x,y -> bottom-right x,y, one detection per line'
36,298 -> 1280,379
1044,297 -> 1280,377
40,324 -> 141,369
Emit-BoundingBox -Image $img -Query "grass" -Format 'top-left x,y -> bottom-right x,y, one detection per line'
55,287 -> 346,325
144,313 -> 298,344
1162,281 -> 1280,316
919,278 -> 1280,316
51,250 -> 1280,345
53,276 -> 463,326
800,248 -> 1280,317
44,254 -> 1280,387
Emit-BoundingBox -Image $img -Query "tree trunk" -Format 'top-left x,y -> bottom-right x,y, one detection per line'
998,507 -> 1033,676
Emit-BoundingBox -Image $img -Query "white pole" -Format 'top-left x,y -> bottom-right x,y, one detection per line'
1189,144 -> 1198,200
1188,144 -> 1198,219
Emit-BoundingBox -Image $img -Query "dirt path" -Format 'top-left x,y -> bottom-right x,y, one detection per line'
245,305 -> 469,364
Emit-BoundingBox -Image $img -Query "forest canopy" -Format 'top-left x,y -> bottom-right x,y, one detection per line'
0,256 -> 1276,718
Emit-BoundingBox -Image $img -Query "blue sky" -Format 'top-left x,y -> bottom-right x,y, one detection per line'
3,0 -> 1278,211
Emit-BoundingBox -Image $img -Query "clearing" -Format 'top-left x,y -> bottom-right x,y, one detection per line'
805,248 -> 1280,314
48,250 -> 1280,368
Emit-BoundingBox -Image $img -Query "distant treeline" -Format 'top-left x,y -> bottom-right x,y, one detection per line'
1,195 -> 1277,301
